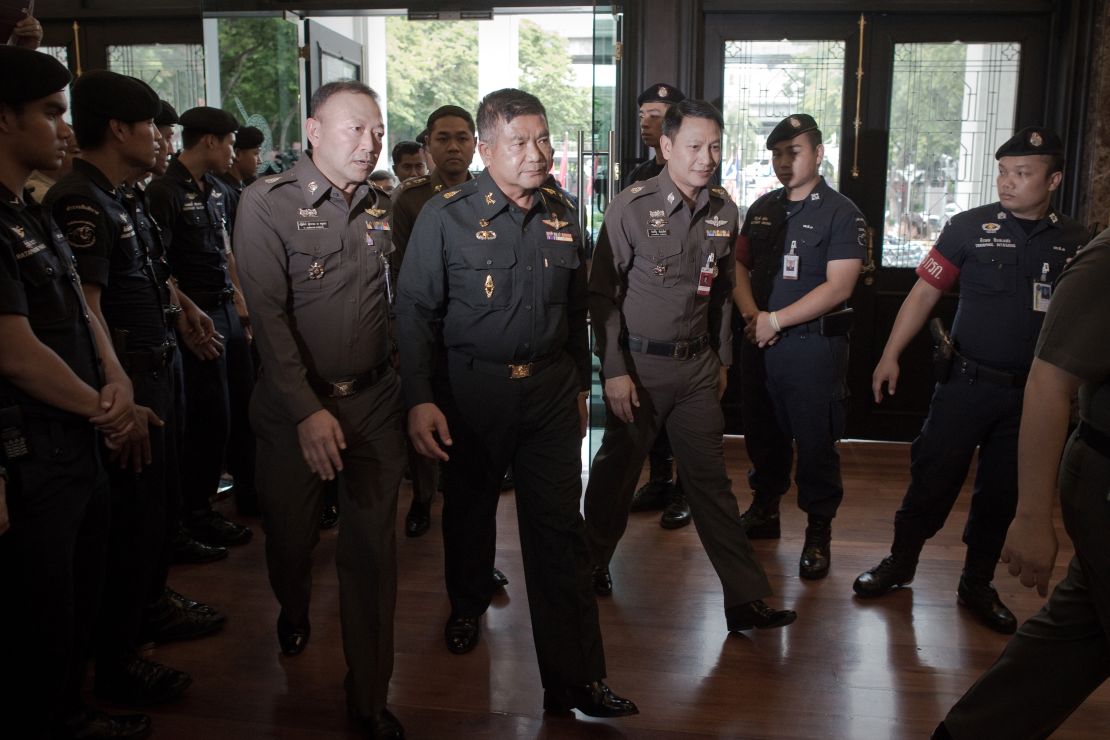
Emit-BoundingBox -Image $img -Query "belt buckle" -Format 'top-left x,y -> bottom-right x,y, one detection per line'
672,341 -> 689,360
509,363 -> 532,379
332,380 -> 357,397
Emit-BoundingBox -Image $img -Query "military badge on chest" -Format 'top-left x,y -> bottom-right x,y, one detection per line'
647,209 -> 669,238
308,260 -> 325,280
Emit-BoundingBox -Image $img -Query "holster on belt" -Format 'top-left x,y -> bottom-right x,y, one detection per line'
929,317 -> 955,384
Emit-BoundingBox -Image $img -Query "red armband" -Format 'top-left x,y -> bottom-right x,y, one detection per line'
734,234 -> 753,270
915,247 -> 959,291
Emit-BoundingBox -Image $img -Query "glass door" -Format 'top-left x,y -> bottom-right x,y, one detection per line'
705,11 -> 1050,441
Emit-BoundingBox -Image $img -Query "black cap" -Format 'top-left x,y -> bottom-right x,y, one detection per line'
0,46 -> 72,105
154,100 -> 179,127
995,126 -> 1064,159
766,114 -> 820,148
235,126 -> 264,150
71,71 -> 160,124
179,106 -> 239,136
637,83 -> 685,107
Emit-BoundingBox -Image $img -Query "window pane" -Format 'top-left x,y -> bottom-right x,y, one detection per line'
107,43 -> 206,115
722,39 -> 845,214
321,53 -> 358,85
882,42 -> 1020,268
39,46 -> 71,110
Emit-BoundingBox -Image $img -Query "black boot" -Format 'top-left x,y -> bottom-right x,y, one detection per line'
853,553 -> 918,597
630,450 -> 674,512
799,514 -> 832,580
659,476 -> 691,529
958,548 -> 1016,634
739,497 -> 781,539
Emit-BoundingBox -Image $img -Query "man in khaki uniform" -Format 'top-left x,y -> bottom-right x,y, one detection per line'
234,81 -> 406,739
584,99 -> 796,634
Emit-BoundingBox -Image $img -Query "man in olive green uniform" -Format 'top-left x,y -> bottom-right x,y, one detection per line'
584,99 -> 795,633
234,81 -> 406,739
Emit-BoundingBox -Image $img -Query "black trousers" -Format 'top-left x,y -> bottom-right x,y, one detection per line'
150,346 -> 186,603
440,350 -> 605,689
95,364 -> 175,663
180,300 -> 255,515
252,371 -> 406,717
0,418 -> 109,738
893,378 -> 1023,562
942,434 -> 1110,738
584,350 -> 772,610
754,329 -> 849,518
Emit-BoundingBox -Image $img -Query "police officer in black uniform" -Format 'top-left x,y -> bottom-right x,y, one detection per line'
397,88 -> 637,718
147,106 -> 257,545
855,127 -> 1086,633
733,114 -> 866,580
622,82 -> 692,529
0,46 -> 151,740
219,124 -> 264,217
45,70 -> 198,709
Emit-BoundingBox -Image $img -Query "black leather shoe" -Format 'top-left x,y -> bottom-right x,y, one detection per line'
185,510 -> 252,547
853,554 -> 918,597
404,500 -> 429,537
629,478 -> 672,512
143,594 -> 225,644
95,655 -> 192,706
444,615 -> 480,654
277,613 -> 311,656
660,492 -> 691,529
799,517 -> 832,580
500,467 -> 515,491
59,708 -> 152,739
957,577 -> 1017,634
169,528 -> 229,564
726,600 -> 798,631
543,681 -> 639,718
163,587 -> 221,618
739,502 -> 781,539
353,708 -> 405,739
492,567 -> 509,588
591,565 -> 612,597
319,503 -> 340,530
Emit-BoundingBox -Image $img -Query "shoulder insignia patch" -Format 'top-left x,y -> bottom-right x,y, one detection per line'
442,189 -> 461,200
404,175 -> 430,187
710,186 -> 731,200
630,186 -> 644,193
264,176 -> 281,184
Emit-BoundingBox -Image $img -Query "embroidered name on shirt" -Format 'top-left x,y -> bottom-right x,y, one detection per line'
297,221 -> 329,231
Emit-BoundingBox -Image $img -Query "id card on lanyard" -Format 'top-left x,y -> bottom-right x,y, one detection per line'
783,240 -> 799,280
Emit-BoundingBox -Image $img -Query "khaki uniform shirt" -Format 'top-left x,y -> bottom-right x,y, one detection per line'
589,166 -> 737,378
234,154 -> 395,423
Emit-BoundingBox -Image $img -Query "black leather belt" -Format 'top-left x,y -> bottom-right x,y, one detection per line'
123,342 -> 176,374
463,352 -> 559,379
189,287 -> 235,310
952,352 -> 1026,388
625,333 -> 710,360
1078,421 -> 1110,459
309,361 -> 391,398
779,319 -> 822,337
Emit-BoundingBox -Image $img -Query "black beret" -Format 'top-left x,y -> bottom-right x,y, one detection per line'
154,100 -> 179,127
637,83 -> 685,107
995,126 -> 1064,159
179,106 -> 239,136
766,114 -> 820,148
235,126 -> 264,149
72,71 -> 160,123
0,46 -> 72,105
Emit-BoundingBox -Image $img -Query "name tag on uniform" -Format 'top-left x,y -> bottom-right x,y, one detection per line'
297,221 -> 328,231
648,228 -> 669,237
705,229 -> 731,238
545,231 -> 574,242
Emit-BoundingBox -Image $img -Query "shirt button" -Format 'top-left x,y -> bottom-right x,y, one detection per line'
525,304 -> 532,310
524,342 -> 530,348
526,265 -> 533,271
45,266 -> 54,276
486,259 -> 493,265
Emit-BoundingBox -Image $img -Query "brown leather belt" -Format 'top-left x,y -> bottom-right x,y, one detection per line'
309,361 -> 391,398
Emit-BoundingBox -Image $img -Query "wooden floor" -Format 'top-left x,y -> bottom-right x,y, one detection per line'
126,439 -> 1109,739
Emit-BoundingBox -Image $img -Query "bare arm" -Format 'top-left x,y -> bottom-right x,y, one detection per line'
871,278 -> 944,402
